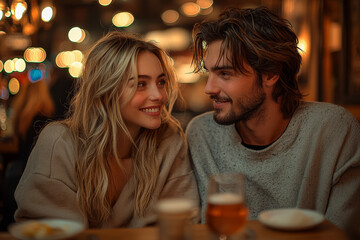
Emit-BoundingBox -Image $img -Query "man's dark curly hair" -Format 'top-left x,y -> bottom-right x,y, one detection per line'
192,7 -> 304,117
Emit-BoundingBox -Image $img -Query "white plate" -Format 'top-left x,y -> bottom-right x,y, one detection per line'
258,208 -> 324,231
8,219 -> 85,240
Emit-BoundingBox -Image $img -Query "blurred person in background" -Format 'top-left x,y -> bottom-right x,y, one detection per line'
0,68 -> 74,230
14,31 -> 199,228
186,6 -> 360,236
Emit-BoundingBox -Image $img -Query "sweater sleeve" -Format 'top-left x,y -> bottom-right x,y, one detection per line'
158,131 -> 200,223
325,117 -> 360,234
14,124 -> 84,224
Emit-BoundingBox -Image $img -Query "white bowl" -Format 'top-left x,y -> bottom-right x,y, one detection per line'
8,219 -> 85,240
258,208 -> 324,231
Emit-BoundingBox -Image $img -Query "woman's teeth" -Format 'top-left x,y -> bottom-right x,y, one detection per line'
141,108 -> 159,112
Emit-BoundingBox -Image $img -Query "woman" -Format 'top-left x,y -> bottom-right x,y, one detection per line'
14,31 -> 199,228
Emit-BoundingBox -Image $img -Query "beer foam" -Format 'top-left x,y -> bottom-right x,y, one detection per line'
208,193 -> 243,205
157,198 -> 195,213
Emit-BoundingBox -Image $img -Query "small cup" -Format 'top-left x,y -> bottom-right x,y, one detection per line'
157,198 -> 197,240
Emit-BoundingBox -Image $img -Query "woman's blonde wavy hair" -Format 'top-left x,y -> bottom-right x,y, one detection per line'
64,31 -> 182,228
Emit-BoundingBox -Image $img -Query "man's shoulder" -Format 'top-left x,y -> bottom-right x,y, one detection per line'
186,111 -> 215,131
298,101 -> 357,123
301,101 -> 344,111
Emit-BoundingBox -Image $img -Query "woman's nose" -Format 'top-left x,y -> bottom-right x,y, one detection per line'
148,85 -> 163,101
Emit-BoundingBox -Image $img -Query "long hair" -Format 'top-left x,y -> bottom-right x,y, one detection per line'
192,7 -> 303,117
65,31 -> 182,227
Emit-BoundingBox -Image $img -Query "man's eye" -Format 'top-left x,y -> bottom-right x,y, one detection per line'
220,71 -> 230,76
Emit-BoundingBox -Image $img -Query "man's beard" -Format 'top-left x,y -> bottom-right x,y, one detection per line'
213,88 -> 266,125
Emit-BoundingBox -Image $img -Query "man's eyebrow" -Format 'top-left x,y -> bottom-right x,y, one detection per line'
210,65 -> 234,71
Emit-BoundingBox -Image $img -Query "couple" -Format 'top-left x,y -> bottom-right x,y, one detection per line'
15,7 -> 360,235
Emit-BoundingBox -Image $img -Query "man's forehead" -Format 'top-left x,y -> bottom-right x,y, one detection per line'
204,40 -> 232,68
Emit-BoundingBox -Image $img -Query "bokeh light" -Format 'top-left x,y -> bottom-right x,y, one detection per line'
4,60 -> 14,73
11,0 -> 27,21
181,2 -> 200,17
14,58 -> 26,72
55,52 -> 66,68
99,0 -> 112,6
112,12 -> 134,27
24,47 -> 46,63
41,6 -> 53,22
68,27 -> 86,43
62,51 -> 76,66
196,0 -> 213,9
55,50 -> 83,69
8,78 -> 20,95
29,69 -> 43,82
69,62 -> 83,78
161,10 -> 179,25
200,6 -> 213,15
72,50 -> 84,62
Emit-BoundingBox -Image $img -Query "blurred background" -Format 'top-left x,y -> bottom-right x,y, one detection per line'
0,0 -> 359,230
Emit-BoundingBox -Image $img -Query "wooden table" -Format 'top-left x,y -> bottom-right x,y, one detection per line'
0,220 -> 349,240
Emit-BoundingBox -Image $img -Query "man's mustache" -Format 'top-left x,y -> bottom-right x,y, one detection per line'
210,95 -> 232,102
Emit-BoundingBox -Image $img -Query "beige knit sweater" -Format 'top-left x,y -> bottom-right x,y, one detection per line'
15,122 -> 199,228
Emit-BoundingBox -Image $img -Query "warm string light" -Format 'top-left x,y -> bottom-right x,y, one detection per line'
68,27 -> 86,43
55,50 -> 84,78
98,0 -> 112,7
161,10 -> 179,25
112,12 -> 134,27
0,0 -> 56,35
161,0 -> 213,25
10,0 -> 27,21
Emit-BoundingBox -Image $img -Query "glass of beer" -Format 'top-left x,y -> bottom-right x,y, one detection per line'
206,173 -> 248,240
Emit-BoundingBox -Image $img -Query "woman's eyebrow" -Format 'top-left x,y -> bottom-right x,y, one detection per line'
136,73 -> 165,79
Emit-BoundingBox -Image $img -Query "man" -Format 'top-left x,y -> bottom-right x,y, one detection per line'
186,7 -> 360,234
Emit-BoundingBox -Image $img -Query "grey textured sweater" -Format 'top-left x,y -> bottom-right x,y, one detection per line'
186,101 -> 360,232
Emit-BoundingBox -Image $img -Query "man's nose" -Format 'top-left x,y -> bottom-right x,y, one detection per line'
204,73 -> 220,95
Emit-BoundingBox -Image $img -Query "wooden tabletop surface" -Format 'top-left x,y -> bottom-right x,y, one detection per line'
0,220 -> 349,240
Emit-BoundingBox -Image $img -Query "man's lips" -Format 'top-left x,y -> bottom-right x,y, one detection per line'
210,96 -> 231,109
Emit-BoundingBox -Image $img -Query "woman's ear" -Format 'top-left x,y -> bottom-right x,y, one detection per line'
263,73 -> 279,88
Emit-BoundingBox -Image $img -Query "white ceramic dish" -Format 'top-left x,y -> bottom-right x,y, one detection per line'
8,219 -> 85,240
258,208 -> 324,231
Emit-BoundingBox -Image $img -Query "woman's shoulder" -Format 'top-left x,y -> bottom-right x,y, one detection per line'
34,122 -> 72,150
40,122 -> 70,136
27,122 -> 76,179
160,121 -> 185,144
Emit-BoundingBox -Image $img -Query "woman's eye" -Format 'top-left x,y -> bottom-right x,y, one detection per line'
137,82 -> 146,87
158,79 -> 167,86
